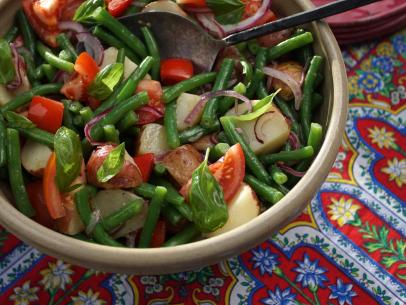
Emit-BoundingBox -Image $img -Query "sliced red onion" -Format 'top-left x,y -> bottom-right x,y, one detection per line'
195,13 -> 225,38
59,21 -> 86,33
84,109 -> 111,146
85,209 -> 101,235
139,105 -> 164,117
6,44 -> 23,90
263,67 -> 303,111
253,111 -> 274,144
184,90 -> 252,124
288,132 -> 300,150
53,70 -> 70,83
76,32 -> 104,65
277,162 -> 306,177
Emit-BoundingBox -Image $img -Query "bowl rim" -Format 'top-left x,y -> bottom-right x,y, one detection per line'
0,0 -> 348,274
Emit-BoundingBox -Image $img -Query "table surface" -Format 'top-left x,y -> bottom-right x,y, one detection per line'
0,29 -> 405,305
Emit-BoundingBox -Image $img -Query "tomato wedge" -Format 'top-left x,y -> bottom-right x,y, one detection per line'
74,52 -> 99,85
150,220 -> 166,247
106,0 -> 133,17
136,80 -> 163,108
160,58 -> 194,85
43,152 -> 65,219
133,153 -> 155,182
28,96 -> 64,133
180,144 -> 245,202
26,181 -> 55,228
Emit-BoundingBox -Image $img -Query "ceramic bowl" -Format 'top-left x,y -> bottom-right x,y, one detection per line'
0,0 -> 348,274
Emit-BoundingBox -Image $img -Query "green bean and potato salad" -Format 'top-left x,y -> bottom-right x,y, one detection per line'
0,0 -> 324,248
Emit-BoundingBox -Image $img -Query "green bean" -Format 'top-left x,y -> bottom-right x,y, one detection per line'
125,126 -> 140,136
81,138 -> 93,160
94,56 -> 153,115
247,40 -> 260,55
134,182 -> 192,221
315,73 -> 324,88
56,33 -> 78,61
216,131 -> 230,145
102,199 -> 144,232
0,116 -> 6,167
246,47 -> 267,98
3,26 -> 18,43
18,48 -> 38,83
116,48 -> 126,64
209,143 -> 230,161
164,102 -> 180,149
68,101 -> 83,113
59,49 -> 74,63
62,100 -> 79,132
244,174 -> 284,205
16,127 -> 54,148
91,92 -> 148,140
79,106 -> 94,124
117,111 -> 138,132
92,8 -> 147,58
153,163 -> 167,176
274,96 -> 298,121
256,81 -> 268,99
163,72 -> 217,104
6,129 -> 35,217
0,83 -> 63,112
267,32 -> 314,62
270,165 -> 288,185
161,205 -> 184,226
312,93 -> 323,110
36,42 -> 74,73
260,146 -> 314,165
73,115 -> 84,127
201,59 -> 234,128
138,186 -> 167,248
16,10 -> 36,57
293,28 -> 314,65
307,123 -> 323,153
300,56 -> 323,139
41,64 -> 57,82
92,26 -> 140,64
179,122 -> 219,144
220,116 -> 271,184
163,223 -> 200,247
217,82 -> 247,116
141,26 -> 160,80
34,66 -> 44,80
153,178 -> 193,221
75,186 -> 123,247
103,124 -> 120,143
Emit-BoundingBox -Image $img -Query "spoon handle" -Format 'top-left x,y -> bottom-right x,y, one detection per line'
223,0 -> 381,46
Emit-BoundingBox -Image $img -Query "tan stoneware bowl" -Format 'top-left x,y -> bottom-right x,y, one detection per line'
0,0 -> 348,274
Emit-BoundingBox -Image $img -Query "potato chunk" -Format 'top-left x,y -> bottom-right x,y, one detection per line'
137,123 -> 171,156
176,93 -> 203,131
271,61 -> 303,101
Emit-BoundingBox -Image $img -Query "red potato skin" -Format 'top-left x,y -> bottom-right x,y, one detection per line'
22,0 -> 83,47
258,29 -> 293,48
271,61 -> 304,101
162,144 -> 203,186
86,145 -> 143,189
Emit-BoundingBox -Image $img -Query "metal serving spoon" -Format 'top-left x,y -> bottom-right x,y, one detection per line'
120,0 -> 380,71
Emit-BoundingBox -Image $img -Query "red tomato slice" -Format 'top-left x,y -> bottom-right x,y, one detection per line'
179,144 -> 245,203
136,79 -> 163,108
61,73 -> 86,101
150,220 -> 166,247
106,0 -> 133,17
160,58 -> 194,85
43,152 -> 65,219
133,153 -> 155,182
251,10 -> 277,27
26,181 -> 55,229
28,96 -> 64,133
74,52 -> 99,85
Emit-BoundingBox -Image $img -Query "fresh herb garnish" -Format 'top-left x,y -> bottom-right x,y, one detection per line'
3,111 -> 36,129
96,143 -> 125,183
73,0 -> 105,23
0,39 -> 15,85
206,0 -> 245,25
88,63 -> 124,100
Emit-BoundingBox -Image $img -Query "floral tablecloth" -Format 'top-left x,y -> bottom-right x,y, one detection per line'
1,29 -> 405,305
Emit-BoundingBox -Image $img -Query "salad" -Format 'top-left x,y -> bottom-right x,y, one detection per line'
0,0 -> 324,248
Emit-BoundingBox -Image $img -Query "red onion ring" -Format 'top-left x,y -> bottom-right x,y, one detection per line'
6,44 -> 23,90
253,111 -> 274,144
184,90 -> 253,124
263,67 -> 303,111
195,13 -> 225,38
58,21 -> 86,33
277,162 -> 306,177
76,32 -> 104,65
288,132 -> 300,150
84,109 -> 111,146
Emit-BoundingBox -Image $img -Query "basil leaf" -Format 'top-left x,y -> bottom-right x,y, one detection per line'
54,127 -> 83,192
230,91 -> 279,121
97,143 -> 125,183
88,63 -> 123,100
3,111 -> 36,129
0,39 -> 15,85
189,149 -> 228,233
73,0 -> 105,23
206,0 -> 244,25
